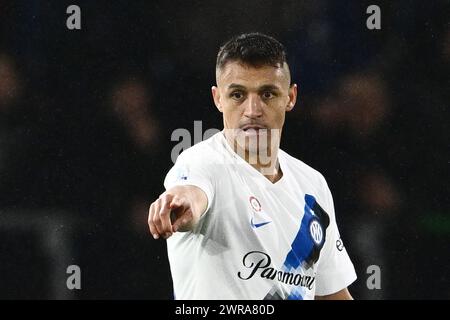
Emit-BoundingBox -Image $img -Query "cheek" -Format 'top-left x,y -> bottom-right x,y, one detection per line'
223,105 -> 242,119
268,104 -> 286,123
222,106 -> 243,127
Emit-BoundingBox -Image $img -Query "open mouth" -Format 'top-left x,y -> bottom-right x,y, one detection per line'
240,125 -> 266,132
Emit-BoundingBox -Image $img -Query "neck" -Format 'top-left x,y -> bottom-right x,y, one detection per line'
250,157 -> 282,183
247,147 -> 281,182
223,130 -> 282,183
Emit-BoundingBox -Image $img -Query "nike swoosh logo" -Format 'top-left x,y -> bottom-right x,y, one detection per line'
251,217 -> 272,229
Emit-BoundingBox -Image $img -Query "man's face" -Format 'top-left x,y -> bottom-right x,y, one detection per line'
212,61 -> 297,157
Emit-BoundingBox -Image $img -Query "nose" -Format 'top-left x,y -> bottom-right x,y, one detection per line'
244,93 -> 263,119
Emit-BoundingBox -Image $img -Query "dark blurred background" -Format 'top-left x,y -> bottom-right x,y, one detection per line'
0,0 -> 448,299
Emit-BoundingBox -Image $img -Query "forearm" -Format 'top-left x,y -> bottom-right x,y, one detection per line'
315,288 -> 353,300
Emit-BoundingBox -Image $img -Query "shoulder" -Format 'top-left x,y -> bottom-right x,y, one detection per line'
279,149 -> 328,187
175,132 -> 225,165
164,133 -> 225,190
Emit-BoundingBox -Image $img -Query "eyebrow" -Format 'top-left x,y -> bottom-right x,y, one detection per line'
227,84 -> 246,91
227,83 -> 281,91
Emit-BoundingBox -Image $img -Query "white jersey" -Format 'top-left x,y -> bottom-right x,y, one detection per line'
164,132 -> 356,300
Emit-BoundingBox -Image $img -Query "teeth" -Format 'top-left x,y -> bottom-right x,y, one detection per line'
242,127 -> 264,131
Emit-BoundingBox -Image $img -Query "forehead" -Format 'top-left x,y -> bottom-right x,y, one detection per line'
217,61 -> 290,89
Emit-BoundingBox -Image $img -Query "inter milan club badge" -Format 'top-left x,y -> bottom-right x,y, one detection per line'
309,218 -> 324,246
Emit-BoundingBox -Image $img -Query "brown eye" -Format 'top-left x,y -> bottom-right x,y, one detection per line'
262,91 -> 274,99
230,91 -> 244,100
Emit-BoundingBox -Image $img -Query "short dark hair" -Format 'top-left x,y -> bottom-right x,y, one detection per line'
216,33 -> 288,70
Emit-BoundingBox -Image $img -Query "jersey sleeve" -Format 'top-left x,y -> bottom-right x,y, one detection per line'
314,175 -> 357,296
163,150 -> 215,215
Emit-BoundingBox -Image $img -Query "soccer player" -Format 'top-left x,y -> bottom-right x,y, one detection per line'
148,33 -> 357,300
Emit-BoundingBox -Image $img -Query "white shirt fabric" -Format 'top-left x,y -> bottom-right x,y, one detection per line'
164,132 -> 356,300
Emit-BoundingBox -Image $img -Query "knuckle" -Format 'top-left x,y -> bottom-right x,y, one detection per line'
160,210 -> 168,216
159,192 -> 170,200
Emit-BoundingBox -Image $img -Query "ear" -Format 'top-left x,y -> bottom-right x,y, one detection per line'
211,86 -> 223,112
286,83 -> 297,112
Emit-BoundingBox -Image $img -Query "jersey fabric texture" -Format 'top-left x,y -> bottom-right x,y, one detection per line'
164,132 -> 356,300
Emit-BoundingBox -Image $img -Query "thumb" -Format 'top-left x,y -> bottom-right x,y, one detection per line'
169,196 -> 186,210
170,198 -> 193,232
